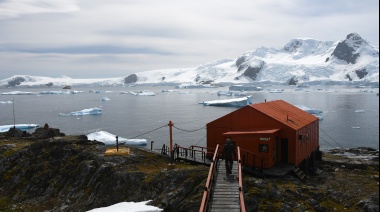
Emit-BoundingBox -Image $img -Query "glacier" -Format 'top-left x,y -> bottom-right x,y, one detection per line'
0,33 -> 378,88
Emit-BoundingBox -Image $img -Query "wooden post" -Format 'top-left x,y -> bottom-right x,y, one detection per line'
167,120 -> 175,169
168,120 -> 173,153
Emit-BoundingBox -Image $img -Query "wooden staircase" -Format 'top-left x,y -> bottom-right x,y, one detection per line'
208,161 -> 240,212
292,166 -> 306,180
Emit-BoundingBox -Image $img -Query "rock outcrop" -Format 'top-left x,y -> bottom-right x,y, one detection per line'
331,33 -> 365,64
0,136 -> 207,211
124,74 -> 138,84
0,130 -> 378,211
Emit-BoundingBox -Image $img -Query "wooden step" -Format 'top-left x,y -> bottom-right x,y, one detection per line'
292,166 -> 305,180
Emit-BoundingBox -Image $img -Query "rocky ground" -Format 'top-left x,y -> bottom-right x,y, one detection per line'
0,127 -> 379,212
244,147 -> 379,212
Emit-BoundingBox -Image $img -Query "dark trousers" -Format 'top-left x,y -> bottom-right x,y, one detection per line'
225,157 -> 233,174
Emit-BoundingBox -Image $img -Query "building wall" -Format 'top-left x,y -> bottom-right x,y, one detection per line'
207,106 -> 285,147
294,120 -> 320,165
207,106 -> 320,168
223,134 -> 278,168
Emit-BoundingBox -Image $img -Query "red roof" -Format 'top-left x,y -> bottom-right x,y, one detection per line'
250,100 -> 318,130
223,129 -> 280,136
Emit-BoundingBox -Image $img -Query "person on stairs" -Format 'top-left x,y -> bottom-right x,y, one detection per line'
222,139 -> 236,175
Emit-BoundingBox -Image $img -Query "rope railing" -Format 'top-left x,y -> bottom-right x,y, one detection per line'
199,144 -> 220,212
129,124 -> 168,139
172,125 -> 206,133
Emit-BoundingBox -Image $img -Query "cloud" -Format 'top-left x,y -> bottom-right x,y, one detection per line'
4,45 -> 174,55
0,0 -> 79,20
0,0 -> 378,79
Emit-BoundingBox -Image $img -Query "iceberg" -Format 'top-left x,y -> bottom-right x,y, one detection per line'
59,107 -> 102,116
200,96 -> 253,107
0,100 -> 12,104
354,109 -> 365,113
161,89 -> 177,93
217,91 -> 246,96
130,90 -> 155,96
39,90 -> 85,94
101,97 -> 111,101
0,124 -> 39,133
89,90 -> 101,93
87,131 -> 147,146
1,91 -> 35,95
229,85 -> 263,91
295,105 -> 323,119
217,91 -> 233,96
269,89 -> 284,93
39,91 -> 66,94
69,90 -> 86,94
175,84 -> 215,89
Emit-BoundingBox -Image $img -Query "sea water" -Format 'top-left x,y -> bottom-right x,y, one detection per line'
0,85 -> 378,151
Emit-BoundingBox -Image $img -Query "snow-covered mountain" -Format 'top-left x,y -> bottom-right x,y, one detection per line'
1,33 -> 378,88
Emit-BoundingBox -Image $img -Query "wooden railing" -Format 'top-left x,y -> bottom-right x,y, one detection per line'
240,148 -> 264,172
190,145 -> 216,158
199,144 -> 220,212
237,146 -> 246,212
160,144 -> 170,156
174,144 -> 215,164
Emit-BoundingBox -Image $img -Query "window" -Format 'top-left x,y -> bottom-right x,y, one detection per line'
259,144 -> 268,152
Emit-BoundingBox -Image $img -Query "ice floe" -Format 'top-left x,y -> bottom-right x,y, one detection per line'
217,91 -> 247,97
229,85 -> 263,91
59,107 -> 102,116
130,90 -> 155,96
269,89 -> 284,93
0,124 -> 39,133
355,109 -> 365,113
0,100 -> 12,104
295,105 -> 323,120
87,131 -> 147,146
1,91 -> 35,95
200,96 -> 253,107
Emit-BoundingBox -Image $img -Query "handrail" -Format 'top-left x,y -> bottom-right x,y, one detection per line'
239,147 -> 264,171
160,144 -> 170,155
199,144 -> 219,212
190,145 -> 217,158
237,146 -> 246,212
174,144 -> 209,163
190,145 -> 216,152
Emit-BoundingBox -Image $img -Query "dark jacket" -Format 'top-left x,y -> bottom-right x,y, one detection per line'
222,141 -> 236,159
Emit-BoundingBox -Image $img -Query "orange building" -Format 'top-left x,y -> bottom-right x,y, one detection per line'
206,100 -> 320,169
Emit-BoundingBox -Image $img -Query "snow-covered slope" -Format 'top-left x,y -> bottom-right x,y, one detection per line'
1,33 -> 378,88
0,75 -> 125,88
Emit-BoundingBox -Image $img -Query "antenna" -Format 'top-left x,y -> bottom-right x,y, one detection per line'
12,97 -> 15,140
13,97 -> 15,127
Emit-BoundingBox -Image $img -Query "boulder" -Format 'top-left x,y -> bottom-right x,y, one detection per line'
31,127 -> 65,139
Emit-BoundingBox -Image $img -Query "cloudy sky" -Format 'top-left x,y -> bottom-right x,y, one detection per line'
0,0 -> 378,79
